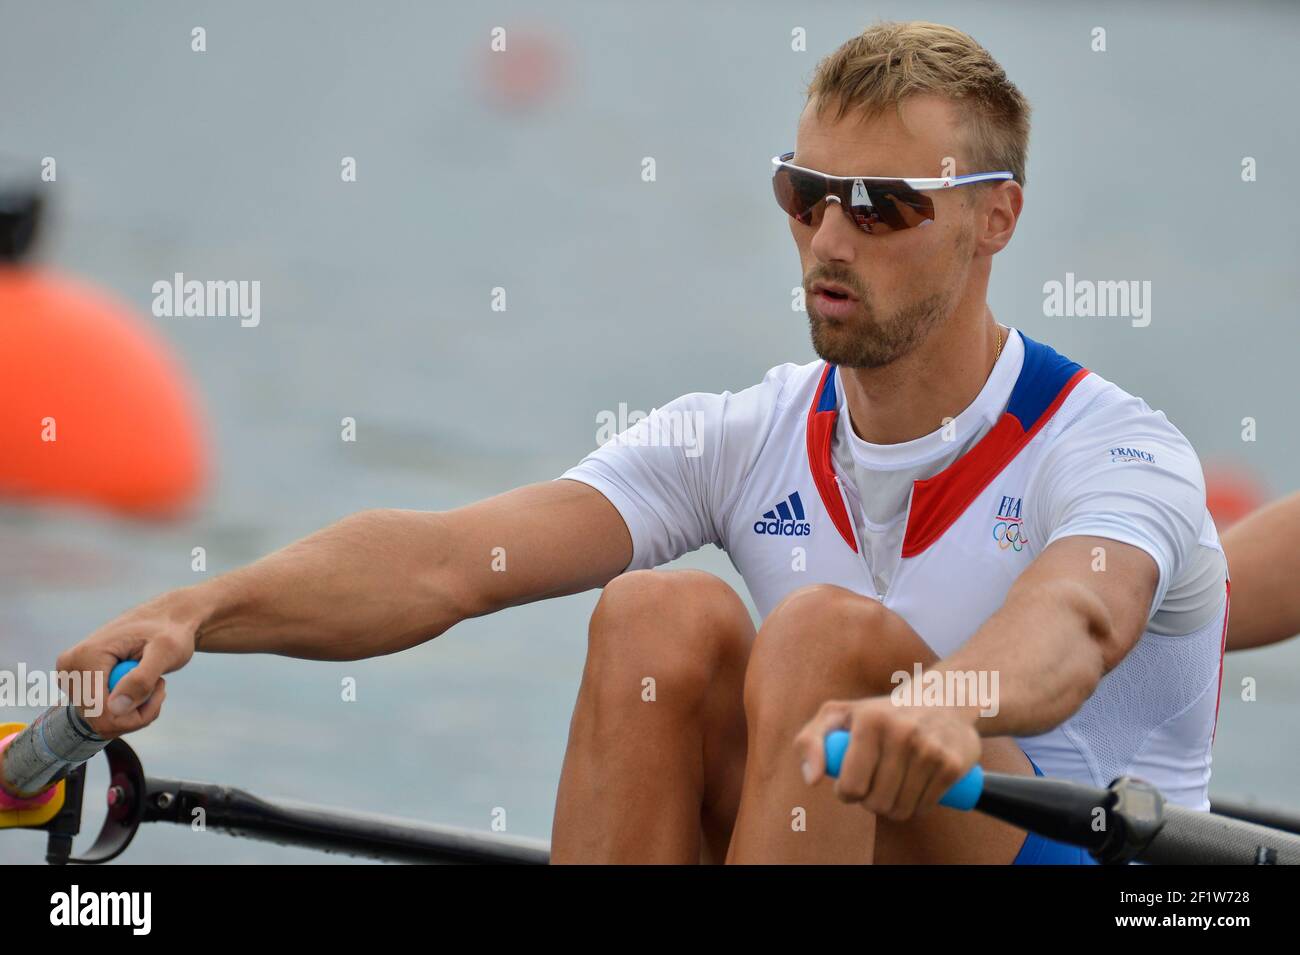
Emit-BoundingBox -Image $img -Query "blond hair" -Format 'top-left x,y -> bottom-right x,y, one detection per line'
806,21 -> 1031,185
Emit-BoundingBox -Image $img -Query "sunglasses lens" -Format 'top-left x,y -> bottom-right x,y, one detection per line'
774,162 -> 938,234
773,167 -> 826,226
851,183 -> 935,234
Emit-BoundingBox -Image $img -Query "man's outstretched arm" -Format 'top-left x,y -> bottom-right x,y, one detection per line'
1221,490 -> 1300,651
58,480 -> 631,735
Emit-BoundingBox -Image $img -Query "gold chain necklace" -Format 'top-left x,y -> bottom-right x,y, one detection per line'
993,324 -> 1004,365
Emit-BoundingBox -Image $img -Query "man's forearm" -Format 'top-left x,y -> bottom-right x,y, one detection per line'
181,508 -> 468,661
932,579 -> 1116,738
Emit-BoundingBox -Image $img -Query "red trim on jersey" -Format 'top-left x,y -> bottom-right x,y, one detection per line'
1211,576 -> 1231,744
901,367 -> 1091,558
805,364 -> 858,553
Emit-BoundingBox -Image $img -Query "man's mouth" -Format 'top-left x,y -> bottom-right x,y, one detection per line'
811,280 -> 860,320
812,281 -> 857,302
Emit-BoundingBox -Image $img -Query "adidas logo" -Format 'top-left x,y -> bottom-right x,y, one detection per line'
753,491 -> 812,537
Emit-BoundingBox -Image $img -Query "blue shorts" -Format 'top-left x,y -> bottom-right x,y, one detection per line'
1011,758 -> 1098,865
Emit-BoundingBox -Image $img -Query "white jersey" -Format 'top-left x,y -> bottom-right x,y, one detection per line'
829,329 -> 1229,637
562,329 -> 1230,809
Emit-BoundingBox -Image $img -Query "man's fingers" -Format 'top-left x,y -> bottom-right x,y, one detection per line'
863,736 -> 908,816
835,712 -> 881,803
917,754 -> 967,811
96,678 -> 167,738
121,679 -> 167,733
57,646 -> 124,709
889,747 -> 943,819
794,700 -> 853,783
108,638 -> 186,716
106,663 -> 153,717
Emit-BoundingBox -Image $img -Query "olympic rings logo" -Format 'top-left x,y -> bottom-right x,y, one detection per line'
992,521 -> 1028,552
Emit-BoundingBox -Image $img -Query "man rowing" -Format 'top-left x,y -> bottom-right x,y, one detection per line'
56,21 -> 1231,864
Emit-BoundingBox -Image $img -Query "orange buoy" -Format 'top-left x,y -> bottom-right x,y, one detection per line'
1204,461 -> 1268,532
480,26 -> 566,112
0,267 -> 207,516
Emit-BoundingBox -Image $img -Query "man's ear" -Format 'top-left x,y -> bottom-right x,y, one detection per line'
976,181 -> 1023,256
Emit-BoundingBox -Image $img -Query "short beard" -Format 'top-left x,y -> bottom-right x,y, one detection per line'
808,291 -> 950,369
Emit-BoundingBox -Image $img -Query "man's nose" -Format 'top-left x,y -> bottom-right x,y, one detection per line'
809,197 -> 860,262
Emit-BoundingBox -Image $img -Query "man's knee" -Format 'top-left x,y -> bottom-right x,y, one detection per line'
744,584 -> 934,721
752,583 -> 917,673
586,569 -> 754,704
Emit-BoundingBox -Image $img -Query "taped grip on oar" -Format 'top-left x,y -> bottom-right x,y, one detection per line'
108,660 -> 139,692
822,729 -> 985,811
0,660 -> 140,826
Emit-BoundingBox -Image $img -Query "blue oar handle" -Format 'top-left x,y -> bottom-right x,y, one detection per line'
108,659 -> 139,693
822,729 -> 985,811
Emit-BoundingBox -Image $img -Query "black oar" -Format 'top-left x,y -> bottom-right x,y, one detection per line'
6,676 -> 1298,864
1211,796 -> 1300,837
1,660 -> 548,864
31,735 -> 550,865
824,729 -> 1300,864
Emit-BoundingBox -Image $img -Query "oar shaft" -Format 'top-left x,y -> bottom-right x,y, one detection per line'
1140,803 -> 1300,865
823,731 -> 1300,865
141,777 -> 552,865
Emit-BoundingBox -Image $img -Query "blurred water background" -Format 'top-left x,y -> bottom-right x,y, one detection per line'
1,0 -> 1297,863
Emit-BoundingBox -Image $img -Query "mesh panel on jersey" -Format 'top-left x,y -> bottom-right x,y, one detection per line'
1065,605 -> 1224,788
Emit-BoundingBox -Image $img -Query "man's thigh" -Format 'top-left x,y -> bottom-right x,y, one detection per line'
736,581 -> 1041,864
698,623 -> 755,863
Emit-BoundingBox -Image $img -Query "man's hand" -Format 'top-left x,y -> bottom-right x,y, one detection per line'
794,696 -> 981,820
55,588 -> 205,738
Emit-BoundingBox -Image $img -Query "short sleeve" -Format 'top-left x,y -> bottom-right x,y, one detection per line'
559,365 -> 799,572
1029,390 -> 1207,622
